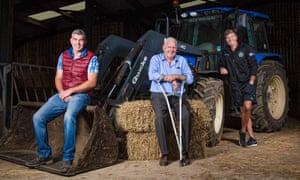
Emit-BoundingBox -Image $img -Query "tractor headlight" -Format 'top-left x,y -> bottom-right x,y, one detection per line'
181,12 -> 188,18
190,11 -> 198,17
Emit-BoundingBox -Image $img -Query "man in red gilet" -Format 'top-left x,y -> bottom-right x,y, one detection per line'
26,29 -> 99,173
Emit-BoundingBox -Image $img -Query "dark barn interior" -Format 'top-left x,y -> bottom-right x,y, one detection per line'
1,0 -> 299,137
0,0 -> 299,135
0,0 -> 299,178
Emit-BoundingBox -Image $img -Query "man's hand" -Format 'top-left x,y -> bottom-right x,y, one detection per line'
63,96 -> 72,102
164,74 -> 184,82
220,67 -> 228,75
172,81 -> 179,91
164,75 -> 175,82
59,89 -> 73,102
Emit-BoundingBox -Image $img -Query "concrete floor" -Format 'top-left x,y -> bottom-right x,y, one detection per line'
0,116 -> 299,180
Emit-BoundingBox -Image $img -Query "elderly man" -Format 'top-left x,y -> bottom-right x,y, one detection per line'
148,37 -> 194,166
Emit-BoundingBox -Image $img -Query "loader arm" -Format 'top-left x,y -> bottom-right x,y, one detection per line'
94,30 -> 167,116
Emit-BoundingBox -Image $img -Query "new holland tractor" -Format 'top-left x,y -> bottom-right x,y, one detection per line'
175,7 -> 289,146
0,6 -> 289,175
93,7 -> 289,147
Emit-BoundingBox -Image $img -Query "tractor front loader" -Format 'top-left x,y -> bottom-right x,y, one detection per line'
0,64 -> 119,176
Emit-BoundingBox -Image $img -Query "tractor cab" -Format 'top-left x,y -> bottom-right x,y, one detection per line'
177,7 -> 276,68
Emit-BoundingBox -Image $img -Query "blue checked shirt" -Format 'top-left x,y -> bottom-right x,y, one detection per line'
148,53 -> 193,94
57,48 -> 99,73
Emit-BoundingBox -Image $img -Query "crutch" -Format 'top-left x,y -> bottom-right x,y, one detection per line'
157,79 -> 186,166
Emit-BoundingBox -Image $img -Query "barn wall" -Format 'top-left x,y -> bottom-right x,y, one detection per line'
255,2 -> 300,118
12,2 -> 300,118
13,22 -> 125,67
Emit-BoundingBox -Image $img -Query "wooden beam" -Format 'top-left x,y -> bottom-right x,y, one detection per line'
0,0 -> 13,62
0,0 -> 13,137
55,9 -> 78,22
125,0 -> 145,9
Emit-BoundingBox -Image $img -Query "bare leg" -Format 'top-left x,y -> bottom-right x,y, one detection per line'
240,100 -> 252,132
247,118 -> 255,138
240,100 -> 255,137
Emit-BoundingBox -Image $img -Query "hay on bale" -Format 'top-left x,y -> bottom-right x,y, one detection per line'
126,130 -> 207,161
115,100 -> 155,133
126,132 -> 160,160
122,99 -> 212,160
187,99 -> 211,159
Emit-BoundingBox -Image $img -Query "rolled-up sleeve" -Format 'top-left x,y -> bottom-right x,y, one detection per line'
148,55 -> 164,81
181,57 -> 194,85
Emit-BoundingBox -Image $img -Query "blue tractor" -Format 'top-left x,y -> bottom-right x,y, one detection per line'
93,7 -> 289,147
174,7 -> 289,146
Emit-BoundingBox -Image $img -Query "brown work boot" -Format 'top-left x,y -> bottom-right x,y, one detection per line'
159,155 -> 168,166
59,160 -> 72,173
25,156 -> 53,168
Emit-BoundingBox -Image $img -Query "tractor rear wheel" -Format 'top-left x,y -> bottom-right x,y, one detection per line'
252,60 -> 289,132
192,77 -> 225,147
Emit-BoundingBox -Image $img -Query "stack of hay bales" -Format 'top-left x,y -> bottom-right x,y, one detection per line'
115,99 -> 211,160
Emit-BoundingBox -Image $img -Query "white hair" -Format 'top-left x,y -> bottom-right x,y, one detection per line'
163,37 -> 177,46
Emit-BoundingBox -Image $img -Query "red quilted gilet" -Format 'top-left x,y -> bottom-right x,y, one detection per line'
62,50 -> 94,91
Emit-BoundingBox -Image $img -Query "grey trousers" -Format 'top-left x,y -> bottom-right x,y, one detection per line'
150,93 -> 191,156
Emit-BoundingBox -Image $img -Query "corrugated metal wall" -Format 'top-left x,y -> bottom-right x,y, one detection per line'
256,2 -> 300,118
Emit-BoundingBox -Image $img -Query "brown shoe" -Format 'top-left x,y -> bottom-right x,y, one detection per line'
159,155 -> 168,166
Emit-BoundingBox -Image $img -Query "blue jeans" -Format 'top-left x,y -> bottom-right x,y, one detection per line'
33,93 -> 90,161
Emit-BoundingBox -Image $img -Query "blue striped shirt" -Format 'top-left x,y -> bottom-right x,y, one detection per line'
148,53 -> 193,94
57,48 -> 99,73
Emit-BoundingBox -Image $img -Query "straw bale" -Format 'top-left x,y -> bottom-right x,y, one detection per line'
126,131 -> 207,160
187,99 -> 211,138
126,132 -> 160,160
115,99 -> 211,134
124,98 -> 212,160
115,100 -> 155,133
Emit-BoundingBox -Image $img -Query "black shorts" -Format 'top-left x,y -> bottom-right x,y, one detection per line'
231,81 -> 257,107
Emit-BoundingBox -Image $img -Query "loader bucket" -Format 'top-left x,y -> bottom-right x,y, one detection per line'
0,102 -> 119,176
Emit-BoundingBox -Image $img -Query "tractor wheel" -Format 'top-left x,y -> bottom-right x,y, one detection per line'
252,60 -> 289,132
192,77 -> 225,147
